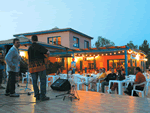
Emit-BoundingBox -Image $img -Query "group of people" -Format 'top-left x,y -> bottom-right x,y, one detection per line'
84,67 -> 146,97
4,35 -> 50,101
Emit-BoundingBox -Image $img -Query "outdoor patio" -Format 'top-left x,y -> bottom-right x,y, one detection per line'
0,83 -> 150,113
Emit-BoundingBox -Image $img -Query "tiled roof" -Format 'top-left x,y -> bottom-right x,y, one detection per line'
13,28 -> 93,39
0,36 -> 66,50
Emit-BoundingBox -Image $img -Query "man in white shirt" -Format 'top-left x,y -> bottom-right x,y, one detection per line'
84,69 -> 103,90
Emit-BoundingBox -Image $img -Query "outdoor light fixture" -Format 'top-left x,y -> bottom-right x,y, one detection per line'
128,50 -> 132,54
118,51 -> 120,54
136,54 -> 140,60
106,54 -> 108,56
114,52 -> 116,54
122,51 -> 124,53
102,54 -> 104,56
110,53 -> 112,55
144,58 -> 148,61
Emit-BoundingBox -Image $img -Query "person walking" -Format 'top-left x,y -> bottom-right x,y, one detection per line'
28,35 -> 50,101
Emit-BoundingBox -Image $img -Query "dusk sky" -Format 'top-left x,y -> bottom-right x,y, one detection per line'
0,0 -> 150,48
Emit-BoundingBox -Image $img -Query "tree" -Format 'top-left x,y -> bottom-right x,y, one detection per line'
127,41 -> 138,49
139,40 -> 149,54
95,36 -> 115,48
139,40 -> 150,69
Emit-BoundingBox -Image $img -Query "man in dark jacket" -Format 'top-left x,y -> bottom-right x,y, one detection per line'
101,68 -> 116,93
28,35 -> 50,101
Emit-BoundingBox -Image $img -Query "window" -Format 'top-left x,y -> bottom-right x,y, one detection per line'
47,36 -> 61,45
107,59 -> 125,71
84,40 -> 89,49
73,37 -> 79,48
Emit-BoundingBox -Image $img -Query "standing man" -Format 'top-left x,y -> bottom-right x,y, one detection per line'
71,58 -> 76,74
5,38 -> 20,97
28,35 -> 50,101
83,58 -> 88,73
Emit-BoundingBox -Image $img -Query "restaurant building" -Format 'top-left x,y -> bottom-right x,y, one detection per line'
0,28 -> 147,75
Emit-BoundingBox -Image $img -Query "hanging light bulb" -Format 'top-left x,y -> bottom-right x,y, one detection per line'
114,52 -> 116,54
102,54 -> 104,56
106,54 -> 108,56
118,51 -> 120,54
110,53 -> 112,55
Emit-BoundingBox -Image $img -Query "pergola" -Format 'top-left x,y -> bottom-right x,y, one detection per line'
50,45 -> 147,75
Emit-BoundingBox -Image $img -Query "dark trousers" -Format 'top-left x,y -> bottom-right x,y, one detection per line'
0,69 -> 3,84
6,72 -> 18,94
31,70 -> 46,98
101,81 -> 113,93
126,84 -> 144,96
85,67 -> 87,73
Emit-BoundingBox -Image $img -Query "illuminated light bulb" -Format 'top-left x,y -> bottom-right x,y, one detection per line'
110,53 -> 112,55
122,51 -> 124,53
90,55 -> 91,56
106,54 -> 108,56
118,51 -> 120,54
102,54 -> 104,56
94,54 -> 95,56
114,52 -> 116,54
86,54 -> 87,56
98,54 -> 99,56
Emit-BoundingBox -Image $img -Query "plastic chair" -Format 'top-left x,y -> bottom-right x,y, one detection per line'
46,75 -> 53,87
22,73 -> 27,83
131,81 -> 147,97
22,72 -> 32,83
73,75 -> 84,90
96,78 -> 105,92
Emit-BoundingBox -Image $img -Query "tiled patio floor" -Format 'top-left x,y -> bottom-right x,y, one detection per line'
0,82 -> 150,113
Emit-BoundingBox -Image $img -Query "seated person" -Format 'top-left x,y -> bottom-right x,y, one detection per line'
110,69 -> 125,94
84,68 -> 107,91
56,68 -> 62,75
101,68 -> 116,93
106,68 -> 112,75
124,67 -> 146,97
84,69 -> 103,85
68,68 -> 73,75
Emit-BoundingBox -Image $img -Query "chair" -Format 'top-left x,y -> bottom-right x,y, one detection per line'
73,75 -> 84,90
22,72 -> 32,83
131,81 -> 147,97
96,78 -> 105,92
46,75 -> 53,87
60,74 -> 67,79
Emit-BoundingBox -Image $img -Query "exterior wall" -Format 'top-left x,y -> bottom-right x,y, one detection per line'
25,31 -> 70,48
69,32 -> 91,49
24,31 -> 92,49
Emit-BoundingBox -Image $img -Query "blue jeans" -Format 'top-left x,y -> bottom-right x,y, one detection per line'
31,70 -> 46,98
